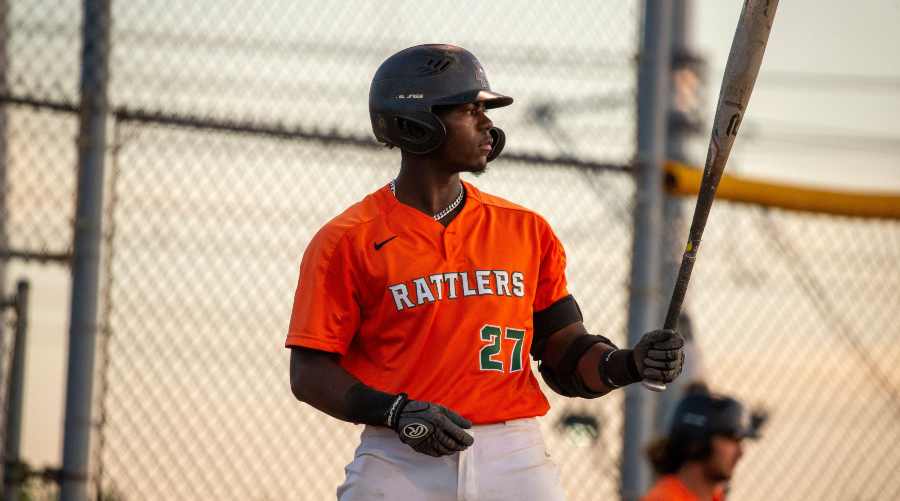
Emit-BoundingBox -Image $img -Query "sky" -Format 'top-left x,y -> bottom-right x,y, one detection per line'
7,0 -> 900,488
691,0 -> 900,191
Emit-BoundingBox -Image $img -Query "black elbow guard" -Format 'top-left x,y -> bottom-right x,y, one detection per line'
532,295 -> 583,361
538,334 -> 615,399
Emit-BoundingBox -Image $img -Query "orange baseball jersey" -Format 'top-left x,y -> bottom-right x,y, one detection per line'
642,475 -> 725,501
286,181 -> 571,424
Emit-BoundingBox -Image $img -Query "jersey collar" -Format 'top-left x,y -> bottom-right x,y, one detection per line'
376,179 -> 483,227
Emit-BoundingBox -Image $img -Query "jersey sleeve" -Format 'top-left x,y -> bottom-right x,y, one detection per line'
533,216 -> 570,312
285,226 -> 361,355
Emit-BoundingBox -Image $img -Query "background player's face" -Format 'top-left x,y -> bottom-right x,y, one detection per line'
434,102 -> 494,174
702,435 -> 744,482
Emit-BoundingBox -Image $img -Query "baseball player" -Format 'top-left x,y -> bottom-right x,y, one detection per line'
286,44 -> 686,501
643,389 -> 764,501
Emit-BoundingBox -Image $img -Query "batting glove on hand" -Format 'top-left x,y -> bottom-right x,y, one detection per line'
632,329 -> 685,383
387,394 -> 474,457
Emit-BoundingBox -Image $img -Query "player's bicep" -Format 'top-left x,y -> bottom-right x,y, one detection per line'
290,347 -> 355,397
290,347 -> 340,400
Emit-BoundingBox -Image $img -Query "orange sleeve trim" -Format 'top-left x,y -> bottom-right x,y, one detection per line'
284,332 -> 348,355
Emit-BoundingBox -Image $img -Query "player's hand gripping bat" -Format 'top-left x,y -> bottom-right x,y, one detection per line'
643,0 -> 779,391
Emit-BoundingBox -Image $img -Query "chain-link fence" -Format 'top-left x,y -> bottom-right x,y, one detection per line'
664,202 -> 900,500
3,1 -> 900,500
90,2 -> 641,495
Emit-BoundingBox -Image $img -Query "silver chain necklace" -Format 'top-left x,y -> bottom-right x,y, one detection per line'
389,179 -> 465,221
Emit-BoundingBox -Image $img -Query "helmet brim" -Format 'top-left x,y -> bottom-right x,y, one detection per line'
431,89 -> 514,109
715,427 -> 759,440
478,90 -> 514,109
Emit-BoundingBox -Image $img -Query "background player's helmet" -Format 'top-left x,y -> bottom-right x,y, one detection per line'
647,390 -> 765,473
670,393 -> 759,442
369,44 -> 513,159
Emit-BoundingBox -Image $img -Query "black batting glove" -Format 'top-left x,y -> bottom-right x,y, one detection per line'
387,394 -> 474,457
632,329 -> 685,383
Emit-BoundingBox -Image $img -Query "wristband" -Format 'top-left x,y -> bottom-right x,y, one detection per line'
386,393 -> 409,429
599,349 -> 642,388
344,382 -> 402,428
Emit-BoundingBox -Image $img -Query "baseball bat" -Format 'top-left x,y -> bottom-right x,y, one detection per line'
643,0 -> 779,392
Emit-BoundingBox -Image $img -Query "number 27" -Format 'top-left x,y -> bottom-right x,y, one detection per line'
479,325 -> 526,373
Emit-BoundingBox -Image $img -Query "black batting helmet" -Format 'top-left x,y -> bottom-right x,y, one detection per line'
670,393 -> 759,440
369,44 -> 512,159
648,392 -> 761,473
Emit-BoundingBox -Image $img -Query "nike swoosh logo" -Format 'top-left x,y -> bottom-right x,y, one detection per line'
374,236 -> 397,251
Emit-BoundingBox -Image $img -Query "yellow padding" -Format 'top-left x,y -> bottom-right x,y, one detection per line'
664,161 -> 900,220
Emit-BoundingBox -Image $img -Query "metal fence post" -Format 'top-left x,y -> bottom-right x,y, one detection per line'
624,1 -> 672,500
60,1 -> 111,500
0,0 -> 9,394
2,280 -> 29,501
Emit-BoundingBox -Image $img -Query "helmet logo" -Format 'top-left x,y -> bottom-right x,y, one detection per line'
418,57 -> 453,75
475,65 -> 489,88
738,409 -> 751,432
397,94 -> 424,99
682,412 -> 707,427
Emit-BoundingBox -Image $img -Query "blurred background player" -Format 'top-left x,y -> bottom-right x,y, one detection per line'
287,43 -> 686,500
643,388 -> 767,501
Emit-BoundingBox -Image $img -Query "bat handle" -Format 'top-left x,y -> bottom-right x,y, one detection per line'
640,292 -> 684,392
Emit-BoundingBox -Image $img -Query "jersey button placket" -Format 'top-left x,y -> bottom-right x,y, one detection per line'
442,230 -> 454,261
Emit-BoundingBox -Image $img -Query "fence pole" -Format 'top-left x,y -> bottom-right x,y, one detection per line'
2,280 -> 29,501
0,0 -> 9,394
60,1 -> 111,500
623,1 -> 672,500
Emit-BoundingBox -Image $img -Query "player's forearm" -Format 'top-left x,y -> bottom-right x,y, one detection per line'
579,344 -> 641,393
576,344 -> 616,395
290,348 -> 396,426
290,348 -> 475,457
538,321 -> 642,396
537,321 -> 621,397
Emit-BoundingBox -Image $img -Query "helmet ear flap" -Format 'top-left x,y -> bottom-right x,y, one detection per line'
388,113 -> 446,154
486,127 -> 505,162
395,116 -> 431,142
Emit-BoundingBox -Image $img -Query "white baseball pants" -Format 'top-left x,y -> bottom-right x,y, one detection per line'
337,417 -> 567,501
